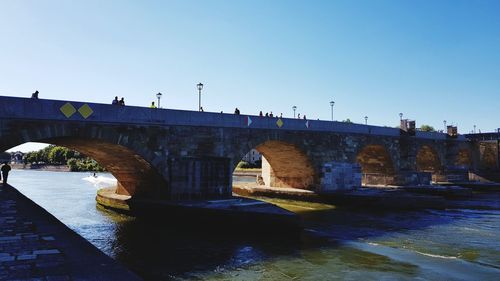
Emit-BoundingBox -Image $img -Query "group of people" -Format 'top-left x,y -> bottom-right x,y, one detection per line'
258,111 -> 306,119
0,162 -> 11,185
112,96 -> 125,106
259,111 -> 281,118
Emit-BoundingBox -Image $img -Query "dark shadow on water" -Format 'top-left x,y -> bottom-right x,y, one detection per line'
109,217 -> 328,280
95,194 -> 500,280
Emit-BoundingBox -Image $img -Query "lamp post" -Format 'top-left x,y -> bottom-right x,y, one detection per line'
443,120 -> 447,132
292,106 -> 297,118
473,125 -> 476,134
196,83 -> 204,111
330,101 -> 335,121
399,112 -> 403,120
156,92 -> 162,108
364,116 -> 368,125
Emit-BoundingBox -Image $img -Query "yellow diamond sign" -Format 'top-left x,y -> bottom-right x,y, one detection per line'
60,102 -> 76,118
78,104 -> 94,119
276,118 -> 284,128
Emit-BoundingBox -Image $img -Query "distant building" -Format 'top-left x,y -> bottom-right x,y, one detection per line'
242,149 -> 261,164
11,151 -> 24,164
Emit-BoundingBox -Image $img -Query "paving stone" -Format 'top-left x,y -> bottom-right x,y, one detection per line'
17,254 -> 37,261
0,236 -> 22,241
46,275 -> 71,281
9,264 -> 32,270
0,255 -> 15,262
41,236 -> 55,241
33,249 -> 60,255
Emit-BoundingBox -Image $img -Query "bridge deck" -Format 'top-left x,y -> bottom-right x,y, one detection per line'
0,95 -> 464,140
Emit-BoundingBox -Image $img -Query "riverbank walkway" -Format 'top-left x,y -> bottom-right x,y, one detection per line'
0,183 -> 141,280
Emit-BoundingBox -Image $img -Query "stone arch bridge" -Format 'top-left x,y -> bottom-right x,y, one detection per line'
0,96 -> 495,200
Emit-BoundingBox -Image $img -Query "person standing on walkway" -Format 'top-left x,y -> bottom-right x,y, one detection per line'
1,162 -> 11,185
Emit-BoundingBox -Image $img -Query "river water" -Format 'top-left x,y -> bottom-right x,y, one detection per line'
9,170 -> 500,280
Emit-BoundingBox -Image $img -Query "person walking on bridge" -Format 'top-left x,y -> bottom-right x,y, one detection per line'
1,162 -> 11,185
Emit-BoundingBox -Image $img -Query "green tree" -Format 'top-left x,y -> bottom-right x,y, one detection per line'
26,145 -> 105,172
48,146 -> 68,164
420,125 -> 436,132
342,118 -> 352,123
67,158 -> 79,171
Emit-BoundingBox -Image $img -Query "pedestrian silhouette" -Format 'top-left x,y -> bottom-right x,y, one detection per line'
269,112 -> 274,117
200,106 -> 204,112
31,90 -> 39,99
298,113 -> 301,119
234,108 -> 240,115
112,96 -> 118,105
150,101 -> 157,108
119,97 -> 125,106
265,112 -> 269,117
1,162 -> 11,185
259,111 -> 263,117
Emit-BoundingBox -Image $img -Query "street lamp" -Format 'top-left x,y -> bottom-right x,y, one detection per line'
197,82 -> 204,111
156,92 -> 162,108
330,101 -> 335,121
443,120 -> 447,132
364,116 -> 368,125
292,106 -> 297,118
473,125 -> 476,134
399,112 -> 403,120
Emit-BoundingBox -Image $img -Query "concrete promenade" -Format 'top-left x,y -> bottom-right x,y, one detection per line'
0,183 -> 141,281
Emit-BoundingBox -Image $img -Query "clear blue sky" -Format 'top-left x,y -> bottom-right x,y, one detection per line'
1,0 -> 499,151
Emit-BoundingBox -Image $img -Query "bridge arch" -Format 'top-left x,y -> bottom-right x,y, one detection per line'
455,148 -> 472,168
416,145 -> 442,173
1,123 -> 167,197
480,143 -> 497,169
234,140 -> 316,190
356,144 -> 395,185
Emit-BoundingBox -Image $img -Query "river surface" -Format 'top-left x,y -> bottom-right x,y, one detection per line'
9,170 -> 500,280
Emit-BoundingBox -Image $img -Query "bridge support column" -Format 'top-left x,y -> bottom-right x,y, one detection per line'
261,156 -> 313,189
168,157 -> 232,200
115,182 -> 132,196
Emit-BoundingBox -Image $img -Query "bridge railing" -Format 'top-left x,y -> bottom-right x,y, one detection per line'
0,95 -> 458,140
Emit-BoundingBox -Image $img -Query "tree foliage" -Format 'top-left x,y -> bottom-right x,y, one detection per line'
25,145 -> 104,172
237,160 -> 262,169
420,125 -> 436,132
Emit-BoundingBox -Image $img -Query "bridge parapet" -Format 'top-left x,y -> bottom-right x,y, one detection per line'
0,96 -> 458,140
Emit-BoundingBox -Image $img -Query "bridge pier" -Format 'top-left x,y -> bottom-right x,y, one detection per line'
261,156 -> 314,189
168,157 -> 232,200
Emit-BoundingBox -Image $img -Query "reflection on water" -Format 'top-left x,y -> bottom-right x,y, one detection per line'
9,170 -> 500,280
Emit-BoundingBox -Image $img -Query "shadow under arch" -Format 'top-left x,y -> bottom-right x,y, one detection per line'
356,144 -> 395,185
249,140 -> 316,189
416,145 -> 442,173
11,137 -> 167,198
